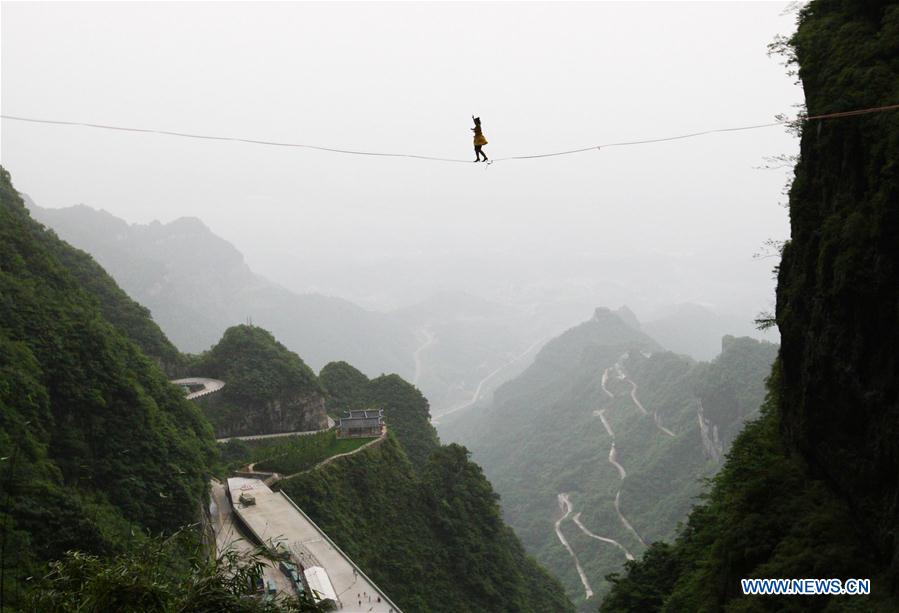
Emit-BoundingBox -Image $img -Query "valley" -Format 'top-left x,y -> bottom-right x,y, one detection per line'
4,1 -> 899,610
440,309 -> 777,607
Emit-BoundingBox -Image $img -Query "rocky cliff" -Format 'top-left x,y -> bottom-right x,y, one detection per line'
776,0 -> 899,569
601,2 -> 899,610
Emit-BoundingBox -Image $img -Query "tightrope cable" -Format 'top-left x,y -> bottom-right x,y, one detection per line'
3,103 -> 898,165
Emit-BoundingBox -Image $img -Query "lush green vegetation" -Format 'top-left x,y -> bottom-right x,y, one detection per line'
25,529 -> 323,612
319,361 -> 371,415
602,1 -> 899,609
35,229 -> 185,377
0,166 -> 216,606
319,362 -> 440,467
189,325 -> 328,438
601,375 -> 889,612
286,360 -> 573,610
280,437 -> 574,612
441,308 -> 777,607
219,430 -> 374,476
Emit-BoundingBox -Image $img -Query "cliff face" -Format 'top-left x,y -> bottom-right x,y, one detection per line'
201,388 -> 328,436
600,3 -> 899,610
775,0 -> 899,568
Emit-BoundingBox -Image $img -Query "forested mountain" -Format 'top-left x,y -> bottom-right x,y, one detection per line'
441,307 -> 777,608
3,167 -> 570,609
602,1 -> 899,610
0,167 -> 216,601
26,202 -> 417,377
282,364 -> 574,612
188,325 -> 329,437
320,361 -> 440,467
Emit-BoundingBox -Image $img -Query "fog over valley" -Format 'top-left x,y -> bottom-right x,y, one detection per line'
3,1 -> 799,322
5,1 -> 894,611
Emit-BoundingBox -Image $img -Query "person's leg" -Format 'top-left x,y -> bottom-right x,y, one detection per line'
474,145 -> 482,162
480,148 -> 489,161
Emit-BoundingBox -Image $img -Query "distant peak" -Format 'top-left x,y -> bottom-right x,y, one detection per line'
593,306 -> 612,319
167,216 -> 209,232
613,306 -> 641,330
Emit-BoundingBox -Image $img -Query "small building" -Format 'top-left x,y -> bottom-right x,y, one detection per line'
337,409 -> 385,438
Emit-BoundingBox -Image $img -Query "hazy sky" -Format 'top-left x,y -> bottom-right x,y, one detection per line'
2,1 -> 802,322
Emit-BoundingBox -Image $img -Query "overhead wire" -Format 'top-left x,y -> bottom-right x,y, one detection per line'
2,103 -> 898,165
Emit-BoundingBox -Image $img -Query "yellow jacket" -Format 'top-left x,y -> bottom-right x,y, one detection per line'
473,128 -> 488,146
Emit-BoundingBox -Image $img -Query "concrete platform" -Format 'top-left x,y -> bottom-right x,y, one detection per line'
227,478 -> 400,612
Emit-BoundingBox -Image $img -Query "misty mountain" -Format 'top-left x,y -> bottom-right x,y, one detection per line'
641,302 -> 762,361
23,200 -> 574,416
26,201 -> 417,378
441,307 -> 776,608
189,325 -> 329,438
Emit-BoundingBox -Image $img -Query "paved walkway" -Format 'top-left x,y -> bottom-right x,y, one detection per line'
171,377 -> 225,400
228,478 -> 400,612
217,417 -> 336,443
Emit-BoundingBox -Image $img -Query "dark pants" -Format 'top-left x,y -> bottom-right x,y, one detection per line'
474,145 -> 488,161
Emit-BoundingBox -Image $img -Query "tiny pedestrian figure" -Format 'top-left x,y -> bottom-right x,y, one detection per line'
471,116 -> 489,162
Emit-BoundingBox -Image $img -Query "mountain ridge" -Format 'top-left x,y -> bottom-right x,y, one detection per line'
26,200 -> 418,378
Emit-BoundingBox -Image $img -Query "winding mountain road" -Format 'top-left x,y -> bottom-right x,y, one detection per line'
614,491 -> 646,547
625,379 -> 648,416
173,376 -> 336,443
618,361 -> 676,438
608,442 -> 627,480
433,337 -> 545,420
590,356 -> 650,559
412,328 -> 436,387
555,493 -> 594,600
600,367 -> 615,398
571,512 -> 635,561
171,377 -> 225,400
594,409 -> 614,437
